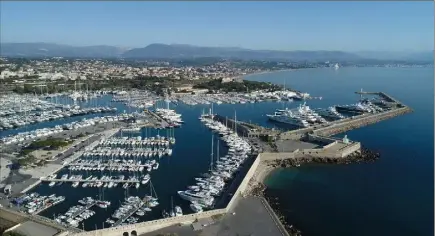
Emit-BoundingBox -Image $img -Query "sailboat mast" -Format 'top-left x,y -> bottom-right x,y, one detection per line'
217,139 -> 219,162
234,110 -> 237,133
210,135 -> 214,171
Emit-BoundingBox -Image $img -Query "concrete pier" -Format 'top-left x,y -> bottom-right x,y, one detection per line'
143,109 -> 169,127
31,199 -> 65,216
70,202 -> 97,219
312,106 -> 412,137
111,203 -> 143,227
67,163 -> 152,167
40,179 -> 140,183
280,92 -> 412,139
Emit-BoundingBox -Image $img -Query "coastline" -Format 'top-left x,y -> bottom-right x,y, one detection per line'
243,69 -> 296,78
251,148 -> 381,236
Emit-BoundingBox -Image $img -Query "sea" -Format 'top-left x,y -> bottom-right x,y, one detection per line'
246,67 -> 434,236
3,67 -> 433,235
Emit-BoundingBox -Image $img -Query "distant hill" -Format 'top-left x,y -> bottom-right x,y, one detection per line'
0,43 -> 127,58
1,42 -> 432,62
122,43 -> 362,61
355,50 -> 434,62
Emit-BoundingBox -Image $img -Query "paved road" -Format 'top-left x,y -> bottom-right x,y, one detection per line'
140,196 -> 285,236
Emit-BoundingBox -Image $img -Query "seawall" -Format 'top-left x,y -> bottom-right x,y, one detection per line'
313,107 -> 412,137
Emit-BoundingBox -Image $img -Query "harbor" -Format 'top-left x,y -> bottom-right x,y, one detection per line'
0,88 -> 413,235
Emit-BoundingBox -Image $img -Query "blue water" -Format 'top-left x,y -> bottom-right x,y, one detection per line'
11,67 -> 433,234
247,67 -> 434,236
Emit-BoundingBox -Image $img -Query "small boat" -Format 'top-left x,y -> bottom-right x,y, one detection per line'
175,206 -> 183,216
135,210 -> 145,216
190,203 -> 203,213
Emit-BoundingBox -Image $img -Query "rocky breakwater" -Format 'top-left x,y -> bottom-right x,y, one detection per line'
268,146 -> 380,168
248,183 -> 302,236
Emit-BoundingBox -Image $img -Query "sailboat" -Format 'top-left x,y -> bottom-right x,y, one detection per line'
144,180 -> 159,207
169,196 -> 175,217
201,134 -> 214,178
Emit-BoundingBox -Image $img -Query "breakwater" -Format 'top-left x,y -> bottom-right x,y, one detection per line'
266,147 -> 380,169
312,107 -> 412,137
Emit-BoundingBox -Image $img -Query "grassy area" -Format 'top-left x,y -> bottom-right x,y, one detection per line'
19,138 -> 72,156
193,79 -> 283,93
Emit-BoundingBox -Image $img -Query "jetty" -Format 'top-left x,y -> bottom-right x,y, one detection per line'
143,109 -> 169,127
216,91 -> 412,141
40,178 -> 140,183
31,199 -> 65,216
70,202 -> 97,219
111,203 -> 143,227
67,163 -> 152,167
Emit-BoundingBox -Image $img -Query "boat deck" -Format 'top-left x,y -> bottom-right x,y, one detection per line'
70,202 -> 97,219
111,202 -> 143,227
40,179 -> 140,183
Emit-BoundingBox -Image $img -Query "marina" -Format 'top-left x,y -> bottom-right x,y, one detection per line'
0,87 -> 413,234
172,90 -> 316,106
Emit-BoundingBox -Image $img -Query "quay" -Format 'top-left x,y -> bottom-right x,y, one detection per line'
70,202 -> 97,219
143,109 -> 169,128
40,179 -> 141,183
0,207 -> 82,235
216,91 -> 412,140
67,163 -> 152,167
31,199 -> 65,216
111,203 -> 143,227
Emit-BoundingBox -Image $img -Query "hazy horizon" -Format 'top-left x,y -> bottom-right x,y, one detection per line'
1,2 -> 433,52
0,42 -> 433,53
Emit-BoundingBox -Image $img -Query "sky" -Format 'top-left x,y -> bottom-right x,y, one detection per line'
1,1 -> 433,52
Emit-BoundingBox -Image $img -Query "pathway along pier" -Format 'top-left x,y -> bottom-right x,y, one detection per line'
216,91 -> 412,141
40,179 -> 141,183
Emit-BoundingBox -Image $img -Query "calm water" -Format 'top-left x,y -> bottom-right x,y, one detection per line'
10,67 -> 433,234
246,67 -> 434,236
31,96 -> 298,230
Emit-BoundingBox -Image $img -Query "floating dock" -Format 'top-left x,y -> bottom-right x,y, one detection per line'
31,199 -> 65,215
70,202 -> 97,219
111,203 -> 143,227
40,179 -> 140,183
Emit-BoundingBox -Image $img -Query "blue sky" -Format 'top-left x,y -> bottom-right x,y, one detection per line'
1,1 -> 433,51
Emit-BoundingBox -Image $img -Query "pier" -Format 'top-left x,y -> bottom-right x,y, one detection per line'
279,92 -> 412,139
31,199 -> 65,216
213,114 -> 280,138
40,178 -> 140,183
111,203 -> 143,227
70,202 -> 97,219
67,163 -> 152,167
143,109 -> 169,127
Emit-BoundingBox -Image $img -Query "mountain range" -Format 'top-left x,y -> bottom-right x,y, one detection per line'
0,42 -> 433,62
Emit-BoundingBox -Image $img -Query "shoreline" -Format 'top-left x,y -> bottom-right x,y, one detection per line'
243,68 -> 296,78
249,147 -> 381,236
